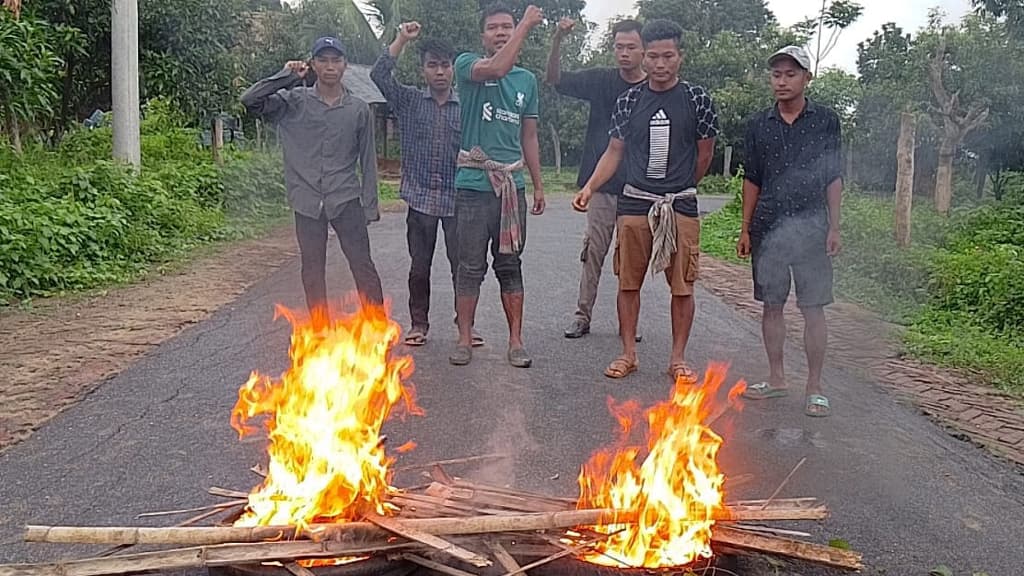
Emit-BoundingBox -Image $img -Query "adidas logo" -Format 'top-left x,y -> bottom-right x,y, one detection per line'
650,108 -> 670,126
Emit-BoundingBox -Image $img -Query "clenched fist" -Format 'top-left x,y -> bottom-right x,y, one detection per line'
398,22 -> 421,41
284,60 -> 309,78
521,4 -> 544,29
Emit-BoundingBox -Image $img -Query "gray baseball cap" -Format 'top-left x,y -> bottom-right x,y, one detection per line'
768,45 -> 812,71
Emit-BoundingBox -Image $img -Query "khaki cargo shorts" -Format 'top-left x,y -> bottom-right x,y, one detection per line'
613,213 -> 700,296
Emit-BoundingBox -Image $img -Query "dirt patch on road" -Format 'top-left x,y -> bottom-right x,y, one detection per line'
0,225 -> 299,452
699,256 -> 1024,468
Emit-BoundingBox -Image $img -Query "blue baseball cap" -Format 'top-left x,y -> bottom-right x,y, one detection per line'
311,36 -> 345,57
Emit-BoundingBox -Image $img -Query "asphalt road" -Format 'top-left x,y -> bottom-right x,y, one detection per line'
1,196 -> 1023,575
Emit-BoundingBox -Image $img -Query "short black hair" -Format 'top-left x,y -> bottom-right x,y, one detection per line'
640,19 -> 683,48
610,19 -> 643,39
418,38 -> 455,64
480,2 -> 515,32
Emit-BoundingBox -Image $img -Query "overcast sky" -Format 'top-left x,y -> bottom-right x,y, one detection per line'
582,0 -> 973,73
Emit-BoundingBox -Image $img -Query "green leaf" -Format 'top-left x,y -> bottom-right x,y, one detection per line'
930,566 -> 954,576
828,538 -> 852,550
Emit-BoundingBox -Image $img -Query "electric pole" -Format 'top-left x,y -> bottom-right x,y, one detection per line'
112,0 -> 141,168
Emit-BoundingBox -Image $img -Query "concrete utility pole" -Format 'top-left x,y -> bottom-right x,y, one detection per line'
112,0 -> 141,168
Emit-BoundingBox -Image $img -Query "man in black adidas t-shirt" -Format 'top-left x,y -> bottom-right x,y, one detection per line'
572,19 -> 718,383
546,18 -> 646,340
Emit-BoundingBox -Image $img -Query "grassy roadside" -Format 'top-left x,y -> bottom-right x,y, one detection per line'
697,176 -> 1024,395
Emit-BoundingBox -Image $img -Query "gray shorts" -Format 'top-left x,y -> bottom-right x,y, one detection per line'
751,227 -> 833,308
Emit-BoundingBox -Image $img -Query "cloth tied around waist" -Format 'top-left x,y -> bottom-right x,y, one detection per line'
457,147 -> 525,254
623,184 -> 698,274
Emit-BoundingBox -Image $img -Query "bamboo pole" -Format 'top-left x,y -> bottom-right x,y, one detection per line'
365,514 -> 491,568
24,503 -> 826,547
24,510 -> 623,546
0,539 -> 407,576
713,525 -> 863,570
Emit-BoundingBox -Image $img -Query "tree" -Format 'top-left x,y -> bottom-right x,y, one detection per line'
808,68 -> 861,138
972,0 -> 1024,35
0,10 -> 78,152
853,23 -> 929,192
793,0 -> 864,75
926,34 -> 989,214
636,0 -> 774,43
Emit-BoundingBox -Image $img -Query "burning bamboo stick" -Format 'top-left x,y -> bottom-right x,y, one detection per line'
23,502 -> 827,547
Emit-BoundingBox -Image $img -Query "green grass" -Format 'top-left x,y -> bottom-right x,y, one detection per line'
905,310 -> 1024,395
378,180 -> 400,202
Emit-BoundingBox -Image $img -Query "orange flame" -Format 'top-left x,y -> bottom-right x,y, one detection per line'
231,303 -> 421,528
577,362 -> 745,568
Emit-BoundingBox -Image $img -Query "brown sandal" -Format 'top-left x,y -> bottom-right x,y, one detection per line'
605,357 -> 638,379
668,362 -> 697,384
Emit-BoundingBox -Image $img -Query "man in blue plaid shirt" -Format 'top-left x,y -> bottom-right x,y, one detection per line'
371,22 -> 483,347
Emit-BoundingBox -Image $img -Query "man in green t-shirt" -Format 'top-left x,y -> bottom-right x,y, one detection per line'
449,2 -> 546,369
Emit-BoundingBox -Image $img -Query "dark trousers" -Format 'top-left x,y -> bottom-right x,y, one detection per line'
294,200 -> 383,319
455,189 -> 527,297
407,208 -> 458,332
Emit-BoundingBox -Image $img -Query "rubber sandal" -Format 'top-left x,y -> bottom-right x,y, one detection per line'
449,345 -> 472,366
508,348 -> 532,368
742,381 -> 790,400
805,394 -> 831,417
668,362 -> 697,384
605,357 -> 638,379
404,329 -> 427,346
471,328 -> 485,348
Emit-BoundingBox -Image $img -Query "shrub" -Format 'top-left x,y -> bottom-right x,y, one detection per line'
927,244 -> 1024,333
0,101 -> 287,302
697,174 -> 741,197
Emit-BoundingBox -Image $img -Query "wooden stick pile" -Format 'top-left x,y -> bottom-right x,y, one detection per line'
0,459 -> 862,576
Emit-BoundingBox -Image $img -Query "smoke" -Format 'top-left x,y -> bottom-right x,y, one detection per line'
466,370 -> 540,488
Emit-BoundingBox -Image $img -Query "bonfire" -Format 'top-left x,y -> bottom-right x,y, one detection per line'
9,303 -> 863,576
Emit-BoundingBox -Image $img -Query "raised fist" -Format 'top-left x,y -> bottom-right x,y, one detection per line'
398,22 -> 421,41
284,60 -> 308,78
522,5 -> 544,29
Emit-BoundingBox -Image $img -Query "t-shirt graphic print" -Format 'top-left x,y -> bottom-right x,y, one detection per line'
648,108 -> 671,180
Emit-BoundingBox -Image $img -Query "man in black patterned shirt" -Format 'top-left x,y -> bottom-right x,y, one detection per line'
736,45 -> 843,418
573,20 -> 718,383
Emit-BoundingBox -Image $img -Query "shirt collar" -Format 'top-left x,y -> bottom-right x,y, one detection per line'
768,97 -> 817,121
310,83 -> 351,106
421,87 -> 459,104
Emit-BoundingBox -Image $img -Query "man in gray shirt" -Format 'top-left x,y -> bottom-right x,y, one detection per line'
241,37 -> 383,326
